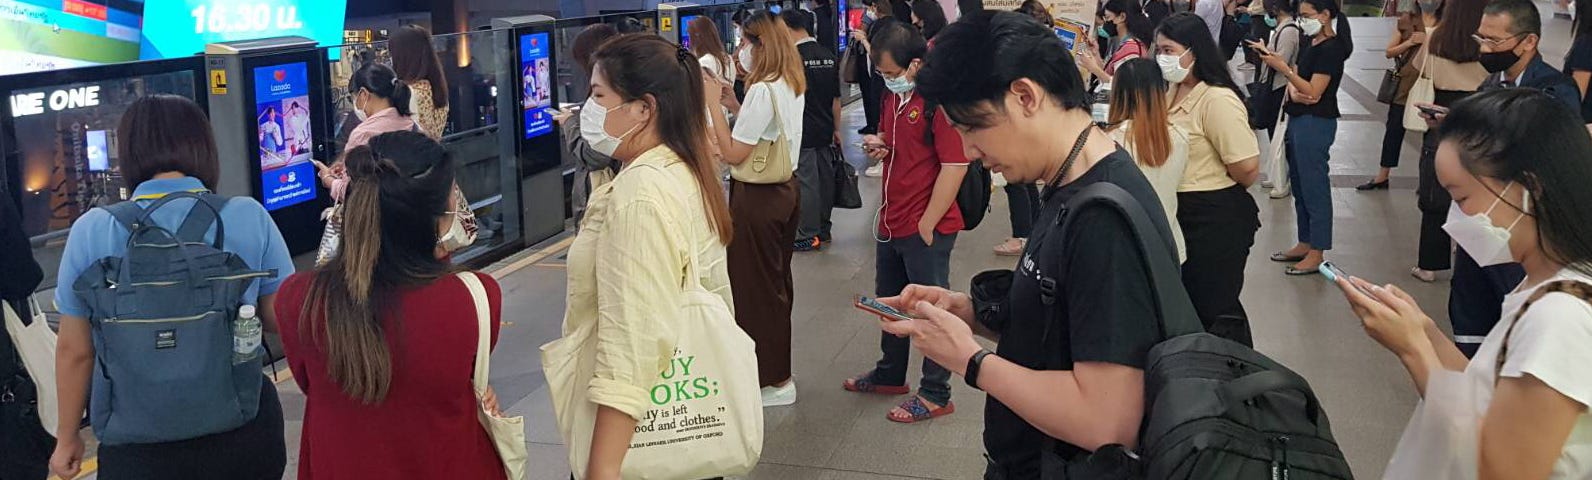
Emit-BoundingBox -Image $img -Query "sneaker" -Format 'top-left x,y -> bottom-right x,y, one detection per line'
1269,188 -> 1292,199
865,163 -> 884,177
794,237 -> 822,252
762,381 -> 797,407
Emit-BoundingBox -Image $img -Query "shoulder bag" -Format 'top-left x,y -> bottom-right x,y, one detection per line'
728,89 -> 795,184
1403,43 -> 1436,132
459,272 -> 528,480
3,297 -> 58,437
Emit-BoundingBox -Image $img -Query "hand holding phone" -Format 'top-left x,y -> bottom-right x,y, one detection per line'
1415,103 -> 1449,118
856,296 -> 916,322
1321,262 -> 1382,302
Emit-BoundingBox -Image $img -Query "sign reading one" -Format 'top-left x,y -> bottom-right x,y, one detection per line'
8,86 -> 103,118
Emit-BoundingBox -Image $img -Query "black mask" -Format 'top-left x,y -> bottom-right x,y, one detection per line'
1478,49 -> 1522,73
1103,22 -> 1119,37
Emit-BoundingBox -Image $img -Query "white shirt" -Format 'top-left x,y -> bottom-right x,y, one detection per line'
1469,267 -> 1592,479
1194,0 -> 1224,45
699,54 -> 733,86
1110,121 -> 1191,262
732,79 -> 805,173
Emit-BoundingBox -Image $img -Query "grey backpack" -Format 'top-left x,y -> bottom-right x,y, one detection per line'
72,192 -> 276,445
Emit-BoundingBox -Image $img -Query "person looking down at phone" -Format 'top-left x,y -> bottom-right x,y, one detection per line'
1077,0 -> 1155,83
1255,0 -> 1350,277
840,22 -> 970,424
866,11 -> 1177,477
1336,88 -> 1592,480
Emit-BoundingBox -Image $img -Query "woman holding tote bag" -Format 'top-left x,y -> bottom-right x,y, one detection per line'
1,181 -> 52,480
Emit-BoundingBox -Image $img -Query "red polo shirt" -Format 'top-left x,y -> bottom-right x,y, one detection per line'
878,90 -> 969,239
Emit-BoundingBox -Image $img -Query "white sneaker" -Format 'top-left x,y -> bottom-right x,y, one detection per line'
761,381 -> 797,407
865,163 -> 884,177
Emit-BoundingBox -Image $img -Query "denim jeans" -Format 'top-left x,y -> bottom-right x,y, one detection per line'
1285,114 -> 1337,250
871,232 -> 957,406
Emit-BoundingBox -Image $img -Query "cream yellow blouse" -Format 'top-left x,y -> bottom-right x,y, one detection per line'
562,145 -> 733,420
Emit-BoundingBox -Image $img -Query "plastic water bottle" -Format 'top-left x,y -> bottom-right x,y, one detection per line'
233,305 -> 262,365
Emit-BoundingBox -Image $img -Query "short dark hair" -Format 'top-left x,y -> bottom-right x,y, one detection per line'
916,11 -> 1089,128
117,94 -> 220,190
1484,0 -> 1542,36
780,8 -> 815,34
911,0 -> 949,39
869,21 -> 927,67
572,23 -> 620,77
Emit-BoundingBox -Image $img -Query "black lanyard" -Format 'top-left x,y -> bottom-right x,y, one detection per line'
1025,125 -> 1096,306
1040,125 -> 1096,200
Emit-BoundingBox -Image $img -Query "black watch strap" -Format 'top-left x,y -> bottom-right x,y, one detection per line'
965,349 -> 995,391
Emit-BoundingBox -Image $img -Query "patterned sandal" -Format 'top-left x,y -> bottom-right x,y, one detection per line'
841,372 -> 911,395
887,396 -> 955,424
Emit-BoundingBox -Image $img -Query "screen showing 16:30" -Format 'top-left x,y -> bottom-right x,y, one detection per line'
520,32 -> 554,140
254,62 -> 318,211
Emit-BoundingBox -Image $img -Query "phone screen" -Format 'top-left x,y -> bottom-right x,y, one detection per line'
856,296 -> 914,321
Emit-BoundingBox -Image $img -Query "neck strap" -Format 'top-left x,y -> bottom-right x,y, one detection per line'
1043,125 -> 1095,197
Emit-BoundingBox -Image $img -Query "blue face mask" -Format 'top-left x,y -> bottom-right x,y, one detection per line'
883,73 -> 915,94
1264,15 -> 1278,28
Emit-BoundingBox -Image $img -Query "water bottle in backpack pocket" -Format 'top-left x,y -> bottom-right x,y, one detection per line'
72,192 -> 276,445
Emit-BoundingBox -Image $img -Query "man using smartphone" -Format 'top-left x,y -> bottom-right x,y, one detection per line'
782,9 -> 845,252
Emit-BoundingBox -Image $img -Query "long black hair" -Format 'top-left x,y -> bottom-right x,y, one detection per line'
1439,88 -> 1592,278
1430,0 -> 1483,61
1298,0 -> 1352,52
912,0 -> 950,39
349,63 -> 413,117
1156,13 -> 1246,100
1104,0 -> 1156,42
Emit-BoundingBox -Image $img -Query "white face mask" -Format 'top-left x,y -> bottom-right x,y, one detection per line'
353,90 -> 369,121
579,96 -> 640,157
1158,51 -> 1191,83
1442,182 -> 1529,267
738,46 -> 755,72
1296,17 -> 1324,36
437,214 -> 468,252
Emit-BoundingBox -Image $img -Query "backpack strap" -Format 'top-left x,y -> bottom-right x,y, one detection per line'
102,202 -> 145,234
1061,183 -> 1204,340
1496,279 -> 1592,382
174,194 -> 230,248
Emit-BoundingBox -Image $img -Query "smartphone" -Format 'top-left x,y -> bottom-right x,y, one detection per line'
855,296 -> 915,321
1246,40 -> 1272,55
1320,262 -> 1379,298
1416,104 -> 1448,118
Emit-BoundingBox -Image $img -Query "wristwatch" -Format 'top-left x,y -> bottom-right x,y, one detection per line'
965,349 -> 996,391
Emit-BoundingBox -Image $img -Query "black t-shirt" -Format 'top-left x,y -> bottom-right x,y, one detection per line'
1563,35 -> 1592,122
983,150 -> 1168,476
814,6 -> 839,54
797,39 -> 840,149
1285,34 -> 1350,118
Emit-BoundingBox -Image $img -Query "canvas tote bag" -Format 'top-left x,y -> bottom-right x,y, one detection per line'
1403,42 -> 1435,132
3,297 -> 58,437
541,237 -> 763,479
460,273 -> 529,480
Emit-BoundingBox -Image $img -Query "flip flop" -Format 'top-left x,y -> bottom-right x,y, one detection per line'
1270,252 -> 1306,263
1285,266 -> 1319,276
887,396 -> 955,423
842,372 -> 910,395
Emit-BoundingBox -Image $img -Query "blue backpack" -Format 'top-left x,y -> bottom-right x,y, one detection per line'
71,192 -> 277,445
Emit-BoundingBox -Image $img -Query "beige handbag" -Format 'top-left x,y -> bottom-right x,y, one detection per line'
728,91 -> 794,184
3,297 -> 59,437
1403,43 -> 1435,133
458,272 -> 528,480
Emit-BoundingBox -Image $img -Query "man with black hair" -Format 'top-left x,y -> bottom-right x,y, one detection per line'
867,11 -> 1175,477
782,9 -> 844,251
841,22 -> 970,424
1443,0 -> 1579,357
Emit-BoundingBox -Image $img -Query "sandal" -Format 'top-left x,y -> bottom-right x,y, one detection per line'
842,372 -> 910,395
1410,267 -> 1438,283
993,238 -> 1026,256
1270,252 -> 1306,263
1284,265 -> 1319,276
887,396 -> 955,423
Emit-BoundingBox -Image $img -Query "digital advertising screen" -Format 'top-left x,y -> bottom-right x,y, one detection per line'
680,15 -> 701,49
0,0 -> 146,74
252,61 -> 317,212
847,8 -> 865,31
519,32 -> 554,140
139,0 -> 347,60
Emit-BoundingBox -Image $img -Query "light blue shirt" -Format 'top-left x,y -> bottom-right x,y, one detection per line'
55,176 -> 295,318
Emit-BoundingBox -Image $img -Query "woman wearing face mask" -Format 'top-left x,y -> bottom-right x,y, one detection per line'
1337,88 -> 1592,480
564,34 -> 735,479
1361,0 -> 1439,191
1248,0 -> 1299,198
1156,13 -> 1262,346
706,10 -> 808,406
1256,0 -> 1351,276
1078,0 -> 1155,84
1409,0 -> 1488,283
1107,58 -> 1191,261
273,131 -> 507,480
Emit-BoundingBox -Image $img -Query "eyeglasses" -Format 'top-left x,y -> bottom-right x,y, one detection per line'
1472,33 -> 1525,49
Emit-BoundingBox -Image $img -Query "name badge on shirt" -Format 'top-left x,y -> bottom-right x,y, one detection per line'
907,107 -> 922,125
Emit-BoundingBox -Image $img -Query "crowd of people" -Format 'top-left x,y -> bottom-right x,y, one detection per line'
4,0 -> 1592,479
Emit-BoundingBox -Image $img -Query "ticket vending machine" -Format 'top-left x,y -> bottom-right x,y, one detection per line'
204,37 -> 331,255
491,15 -> 566,246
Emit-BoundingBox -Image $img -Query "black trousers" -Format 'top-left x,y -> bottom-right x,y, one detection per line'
98,376 -> 286,480
0,371 -> 52,480
1449,249 -> 1526,357
1380,104 -> 1407,168
1178,185 -> 1261,347
1006,183 -> 1041,238
1415,90 -> 1475,271
859,72 -> 884,134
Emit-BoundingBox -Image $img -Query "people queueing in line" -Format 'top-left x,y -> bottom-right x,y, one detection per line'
50,94 -> 292,479
1158,13 -> 1263,346
781,9 -> 845,252
274,131 -> 507,480
853,0 -> 909,178
558,24 -> 624,226
1565,0 -> 1592,123
1361,0 -> 1438,191
1439,0 -> 1580,358
390,25 -> 451,140
565,34 -> 737,478
1107,57 -> 1192,261
909,0 -> 950,39
1258,0 -> 1352,276
842,22 -> 971,423
873,10 -> 1177,476
1078,0 -> 1156,84
1253,0 -> 1303,199
1,180 -> 49,479
993,0 -> 1050,258
1338,88 -> 1592,480
1410,0 -> 1486,284
705,10 -> 807,406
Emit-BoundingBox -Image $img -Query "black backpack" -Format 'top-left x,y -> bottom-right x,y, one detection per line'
1051,183 -> 1353,480
922,103 -> 991,230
